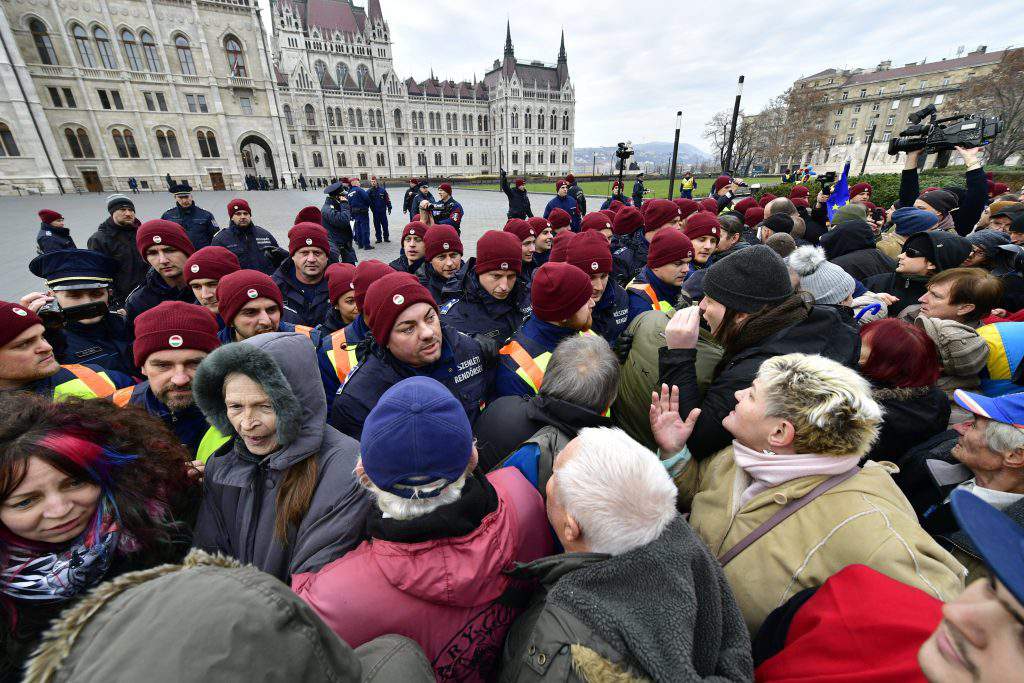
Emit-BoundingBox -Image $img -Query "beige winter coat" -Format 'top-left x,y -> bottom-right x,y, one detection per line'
675,446 -> 967,633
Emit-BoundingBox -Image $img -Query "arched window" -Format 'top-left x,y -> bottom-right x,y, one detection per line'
72,25 -> 96,68
512,151 -> 518,165
93,27 -> 116,68
549,151 -> 556,164
120,30 -> 142,71
123,130 -> 138,157
327,108 -> 334,126
417,111 -> 424,130
283,104 -> 293,125
483,115 -> 488,132
562,112 -> 569,130
444,113 -> 450,131
347,107 -> 355,126
165,130 -> 180,157
452,113 -> 458,132
335,108 -> 342,125
525,109 -> 532,129
524,151 -> 531,165
434,152 -> 442,166
30,19 -> 57,65
304,104 -> 315,126
336,63 -> 349,87
225,36 -> 246,77
477,114 -> 483,131
65,128 -> 82,158
205,131 -> 218,157
356,152 -> 366,166
368,109 -> 375,129
549,111 -> 557,130
356,109 -> 363,127
175,35 -> 196,75
511,110 -> 519,129
196,130 -> 210,157
0,123 -> 19,157
393,108 -> 402,128
538,109 -> 545,130
140,31 -> 159,71
292,151 -> 298,167
313,59 -> 326,84
356,64 -> 369,88
417,152 -> 426,166
340,151 -> 347,166
537,148 -> 544,164
336,152 -> 344,166
77,128 -> 94,157
112,129 -> 128,158
376,110 -> 383,128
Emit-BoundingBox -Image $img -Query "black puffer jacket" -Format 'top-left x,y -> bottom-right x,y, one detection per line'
87,217 -> 146,306
819,220 -> 896,281
865,385 -> 951,466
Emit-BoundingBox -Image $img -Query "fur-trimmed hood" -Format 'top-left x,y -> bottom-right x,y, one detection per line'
193,332 -> 325,470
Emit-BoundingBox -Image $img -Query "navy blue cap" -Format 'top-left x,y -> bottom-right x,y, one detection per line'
28,249 -> 118,290
361,377 -> 472,498
325,180 -> 345,196
951,489 -> 1024,606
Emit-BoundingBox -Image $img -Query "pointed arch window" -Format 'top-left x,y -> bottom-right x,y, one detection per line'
72,25 -> 96,68
336,63 -> 349,87
304,104 -> 315,126
93,27 -> 116,68
140,31 -> 160,71
65,128 -> 83,158
175,35 -> 196,75
121,30 -> 143,71
225,36 -> 246,77
30,19 -> 57,65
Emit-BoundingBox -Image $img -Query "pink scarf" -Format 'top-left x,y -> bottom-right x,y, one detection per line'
732,441 -> 861,508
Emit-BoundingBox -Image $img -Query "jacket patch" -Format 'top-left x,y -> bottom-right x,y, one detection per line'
453,355 -> 483,384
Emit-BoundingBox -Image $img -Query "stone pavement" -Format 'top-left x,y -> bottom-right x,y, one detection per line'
0,186 -> 565,301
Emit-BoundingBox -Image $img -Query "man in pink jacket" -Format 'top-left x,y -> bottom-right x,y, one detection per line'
293,376 -> 553,682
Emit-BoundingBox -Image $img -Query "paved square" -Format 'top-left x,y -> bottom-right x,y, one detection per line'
0,186 -> 564,301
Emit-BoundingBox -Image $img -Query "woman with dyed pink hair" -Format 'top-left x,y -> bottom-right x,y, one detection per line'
0,394 -> 197,678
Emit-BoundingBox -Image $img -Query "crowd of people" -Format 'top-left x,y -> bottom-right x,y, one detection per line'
3,147 -> 1024,682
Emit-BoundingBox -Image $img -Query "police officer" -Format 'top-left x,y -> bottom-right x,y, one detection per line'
23,248 -> 134,377
271,223 -> 332,327
211,198 -> 286,275
367,176 -> 392,244
36,209 -> 76,254
402,178 -> 420,221
625,229 -> 693,324
503,219 -> 539,284
500,168 -> 533,219
426,183 -> 464,233
388,221 -> 427,274
413,181 -> 436,222
567,231 -> 630,344
124,220 -> 198,330
528,216 -> 555,267
442,230 -> 531,344
318,262 -> 358,335
184,246 -> 240,326
347,177 -> 372,250
87,194 -> 147,308
679,171 -> 698,199
610,205 -> 644,286
322,180 -> 356,262
214,270 -> 305,344
418,225 -> 469,306
0,301 -> 133,398
161,181 -> 218,250
341,260 -> 395,346
565,174 -> 587,216
614,199 -> 682,286
111,301 -> 229,463
599,181 -> 633,210
543,181 -> 581,232
492,262 -> 596,399
632,172 -> 648,208
329,272 -> 495,440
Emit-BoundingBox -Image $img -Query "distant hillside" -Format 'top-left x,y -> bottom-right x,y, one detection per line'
575,141 -> 711,173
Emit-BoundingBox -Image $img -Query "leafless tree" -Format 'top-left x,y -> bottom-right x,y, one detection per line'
954,48 -> 1024,166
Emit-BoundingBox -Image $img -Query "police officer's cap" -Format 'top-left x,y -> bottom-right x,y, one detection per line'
325,180 -> 345,196
169,181 -> 193,195
29,249 -> 118,291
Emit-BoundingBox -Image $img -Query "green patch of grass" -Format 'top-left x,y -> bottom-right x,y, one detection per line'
454,177 -> 782,200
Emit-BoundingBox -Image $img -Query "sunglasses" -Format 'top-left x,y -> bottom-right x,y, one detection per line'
903,246 -> 925,259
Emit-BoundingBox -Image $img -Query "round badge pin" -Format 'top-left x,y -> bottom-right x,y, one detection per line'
247,288 -> 258,299
168,334 -> 183,348
393,294 -> 405,305
190,264 -> 200,273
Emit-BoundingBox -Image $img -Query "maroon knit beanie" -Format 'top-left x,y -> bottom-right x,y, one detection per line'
608,200 -> 625,215
364,272 -> 437,345
475,231 -> 522,274
992,182 -> 1009,197
673,198 -> 700,219
133,301 -> 219,366
643,199 -> 682,233
439,183 -> 452,195
227,198 -> 251,219
567,231 -> 612,275
0,301 -> 43,348
424,225 -> 463,261
790,186 -> 810,199
600,209 -> 616,223
515,177 -> 526,188
699,198 -> 720,214
547,207 -> 572,230
288,222 -> 330,256
733,197 -> 758,216
850,182 -> 872,198
792,197 -> 810,209
555,179 -> 568,191
527,217 -> 551,235
758,193 -> 777,208
685,212 -> 722,241
503,218 -> 536,243
401,221 -> 427,242
530,262 -> 593,323
136,219 -> 195,258
38,209 -> 62,224
744,207 -> 765,229
353,260 -> 396,310
326,262 -> 357,304
295,206 -> 322,225
549,231 -> 573,263
612,206 -> 643,236
185,246 -> 240,284
580,212 -> 612,234
216,270 -> 284,326
713,175 -> 732,192
648,229 -> 694,269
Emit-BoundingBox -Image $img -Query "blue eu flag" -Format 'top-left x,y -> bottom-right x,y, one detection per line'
826,161 -> 851,221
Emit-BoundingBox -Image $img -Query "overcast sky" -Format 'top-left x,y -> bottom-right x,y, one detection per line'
262,0 -> 1020,151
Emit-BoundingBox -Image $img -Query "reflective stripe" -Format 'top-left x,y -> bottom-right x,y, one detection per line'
325,329 -> 359,385
196,427 -> 231,463
628,283 -> 675,314
54,365 -> 117,400
112,386 -> 135,407
500,341 -> 547,392
294,325 -> 313,338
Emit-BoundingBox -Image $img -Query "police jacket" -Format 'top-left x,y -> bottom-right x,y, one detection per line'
124,268 -> 198,329
388,252 -> 424,275
402,187 -> 418,216
500,171 -> 534,219
632,179 -> 646,201
492,317 -> 585,399
418,261 -> 469,306
367,187 -> 391,213
58,313 -> 134,378
592,281 -> 631,344
36,223 -> 76,254
430,197 -> 464,231
321,197 -> 353,241
16,363 -> 133,400
441,266 -> 531,344
612,230 -> 649,287
543,196 -> 580,231
408,191 -> 436,220
111,380 -> 229,462
316,307 -> 348,335
211,222 -> 281,275
329,323 -> 495,440
600,193 -> 632,210
161,204 -> 218,250
347,187 -> 371,215
341,314 -> 371,346
87,217 -> 146,306
272,261 -> 332,328
568,183 -> 586,216
626,267 -> 681,324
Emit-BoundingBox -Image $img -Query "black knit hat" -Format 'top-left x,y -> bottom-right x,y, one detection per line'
702,245 -> 793,313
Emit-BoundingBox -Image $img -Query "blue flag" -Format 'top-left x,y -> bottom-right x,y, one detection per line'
826,161 -> 851,221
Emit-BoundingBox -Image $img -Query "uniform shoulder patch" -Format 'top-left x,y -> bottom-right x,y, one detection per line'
439,298 -> 459,314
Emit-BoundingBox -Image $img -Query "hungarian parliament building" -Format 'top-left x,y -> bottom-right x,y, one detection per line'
0,0 -> 576,194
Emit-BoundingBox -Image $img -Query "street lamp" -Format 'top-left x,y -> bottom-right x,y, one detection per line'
668,110 -> 682,199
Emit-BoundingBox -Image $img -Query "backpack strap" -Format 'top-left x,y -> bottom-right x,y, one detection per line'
718,467 -> 861,566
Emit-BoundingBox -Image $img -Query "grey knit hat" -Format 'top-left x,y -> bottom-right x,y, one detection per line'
914,316 -> 989,377
703,244 -> 793,312
787,245 -> 856,305
106,193 -> 135,214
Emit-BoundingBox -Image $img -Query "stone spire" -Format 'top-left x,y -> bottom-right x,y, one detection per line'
556,29 -> 568,86
504,20 -> 514,59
